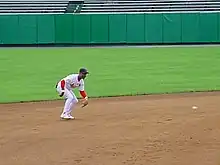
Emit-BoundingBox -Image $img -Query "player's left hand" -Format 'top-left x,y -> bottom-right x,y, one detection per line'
81,99 -> 88,108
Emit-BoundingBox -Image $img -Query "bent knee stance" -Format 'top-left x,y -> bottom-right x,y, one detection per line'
68,97 -> 78,104
64,90 -> 78,104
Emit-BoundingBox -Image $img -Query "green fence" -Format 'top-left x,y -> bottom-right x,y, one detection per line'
0,13 -> 220,45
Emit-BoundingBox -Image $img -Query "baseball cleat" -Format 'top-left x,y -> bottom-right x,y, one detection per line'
60,113 -> 66,118
60,113 -> 70,120
60,116 -> 70,120
68,114 -> 75,120
60,114 -> 75,120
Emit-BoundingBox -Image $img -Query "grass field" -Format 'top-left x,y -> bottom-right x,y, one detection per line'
0,46 -> 220,103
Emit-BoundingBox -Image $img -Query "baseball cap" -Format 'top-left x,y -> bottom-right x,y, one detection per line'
79,68 -> 89,74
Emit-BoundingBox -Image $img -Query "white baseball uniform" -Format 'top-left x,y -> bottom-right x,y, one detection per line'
56,73 -> 85,118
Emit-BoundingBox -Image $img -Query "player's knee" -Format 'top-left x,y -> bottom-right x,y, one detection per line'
69,96 -> 78,104
72,98 -> 78,104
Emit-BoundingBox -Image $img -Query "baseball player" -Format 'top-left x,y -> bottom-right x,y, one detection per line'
55,68 -> 89,120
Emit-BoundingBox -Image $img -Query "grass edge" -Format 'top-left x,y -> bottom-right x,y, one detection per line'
1,89 -> 220,104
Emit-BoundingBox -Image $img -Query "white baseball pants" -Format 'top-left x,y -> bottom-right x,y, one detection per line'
56,81 -> 78,116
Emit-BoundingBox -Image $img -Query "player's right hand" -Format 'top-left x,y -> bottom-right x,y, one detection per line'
59,90 -> 65,97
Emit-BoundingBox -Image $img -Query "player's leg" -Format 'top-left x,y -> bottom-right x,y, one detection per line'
61,89 -> 78,119
66,90 -> 78,118
56,81 -> 78,119
56,81 -> 71,118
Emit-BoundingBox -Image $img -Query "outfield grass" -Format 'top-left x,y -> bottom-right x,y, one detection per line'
0,46 -> 220,103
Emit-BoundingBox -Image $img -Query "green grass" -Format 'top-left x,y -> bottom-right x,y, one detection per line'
0,46 -> 220,103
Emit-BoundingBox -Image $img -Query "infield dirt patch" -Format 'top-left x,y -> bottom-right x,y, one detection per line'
0,92 -> 220,165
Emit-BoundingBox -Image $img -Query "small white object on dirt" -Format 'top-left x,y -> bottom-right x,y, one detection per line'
192,106 -> 198,110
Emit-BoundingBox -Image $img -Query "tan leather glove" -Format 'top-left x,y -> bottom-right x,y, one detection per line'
81,98 -> 88,108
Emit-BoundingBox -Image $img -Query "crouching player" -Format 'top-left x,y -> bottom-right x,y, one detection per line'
55,68 -> 89,120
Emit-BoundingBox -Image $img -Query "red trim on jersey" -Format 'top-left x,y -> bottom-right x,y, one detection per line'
61,80 -> 65,90
80,91 -> 87,98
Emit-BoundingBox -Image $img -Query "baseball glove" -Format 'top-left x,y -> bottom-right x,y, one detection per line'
81,99 -> 88,108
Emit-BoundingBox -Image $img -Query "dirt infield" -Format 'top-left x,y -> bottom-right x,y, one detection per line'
0,92 -> 220,165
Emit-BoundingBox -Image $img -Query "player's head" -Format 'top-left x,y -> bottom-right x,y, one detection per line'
79,67 -> 89,79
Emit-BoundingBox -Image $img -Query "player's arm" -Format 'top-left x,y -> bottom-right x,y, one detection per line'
59,75 -> 72,97
79,82 -> 88,100
79,90 -> 88,108
79,81 -> 88,107
59,80 -> 66,97
79,90 -> 88,100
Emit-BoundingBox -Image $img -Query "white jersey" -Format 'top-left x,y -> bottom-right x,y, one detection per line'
62,74 -> 85,91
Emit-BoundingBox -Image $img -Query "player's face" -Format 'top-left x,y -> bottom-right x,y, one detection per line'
80,73 -> 87,79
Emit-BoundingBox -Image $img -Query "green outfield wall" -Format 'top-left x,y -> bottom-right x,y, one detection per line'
0,12 -> 220,45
